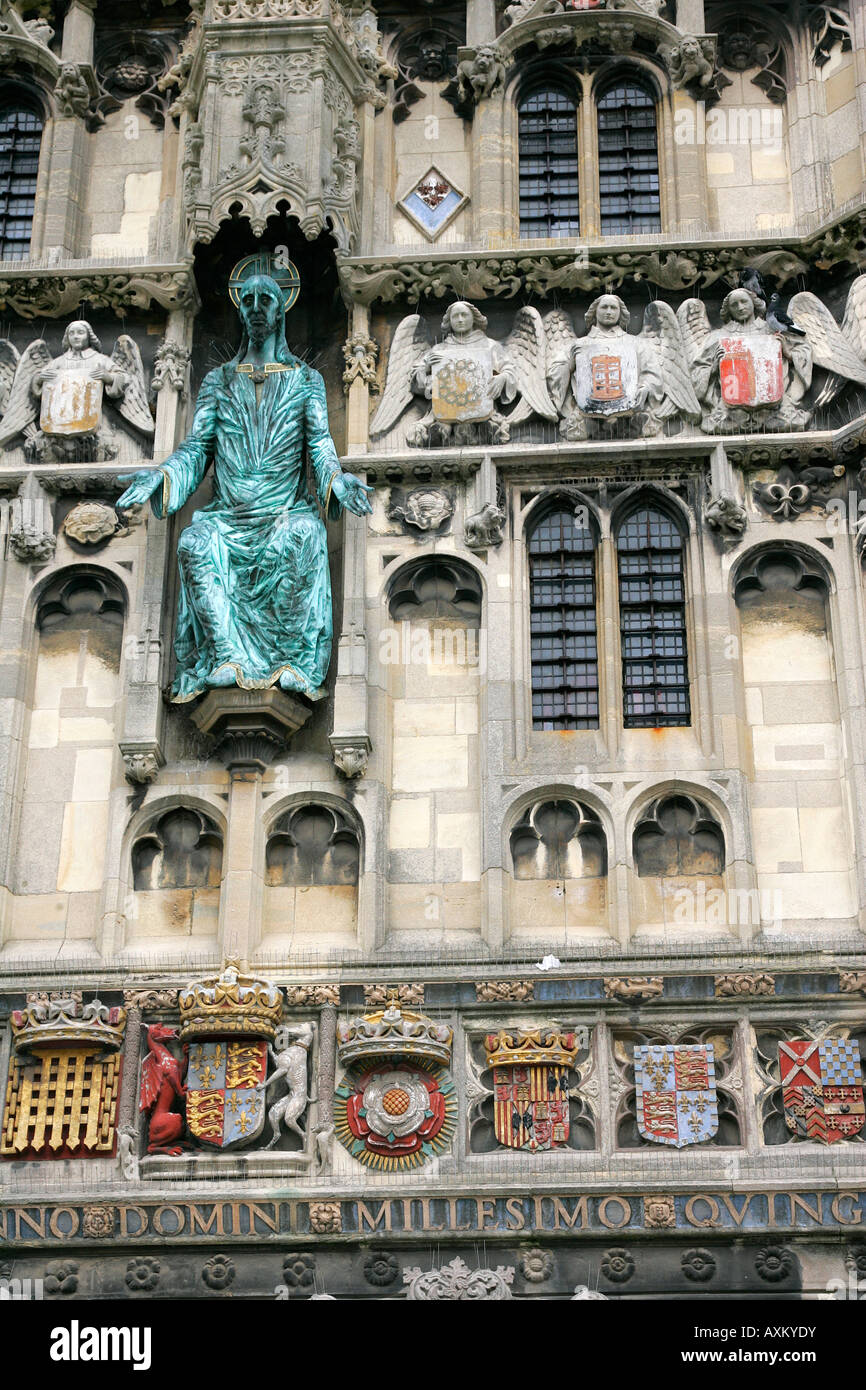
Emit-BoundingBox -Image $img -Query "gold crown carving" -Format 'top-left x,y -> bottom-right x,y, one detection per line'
11,998 -> 127,1055
484,1028 -> 580,1069
337,991 -> 452,1067
178,958 -> 283,1041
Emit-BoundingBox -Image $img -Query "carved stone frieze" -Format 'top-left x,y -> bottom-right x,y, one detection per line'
604,976 -> 664,1001
363,983 -> 425,1007
122,989 -> 179,1012
404,1257 -> 514,1300
839,971 -> 866,994
714,973 -> 775,997
475,980 -> 534,1002
0,265 -> 197,320
284,984 -> 340,1007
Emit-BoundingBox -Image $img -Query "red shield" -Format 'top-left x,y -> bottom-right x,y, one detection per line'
493,1064 -> 570,1150
720,334 -> 783,407
780,1039 -> 865,1144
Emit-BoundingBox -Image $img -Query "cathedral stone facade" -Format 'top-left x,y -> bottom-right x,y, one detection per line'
1,0 -> 866,1302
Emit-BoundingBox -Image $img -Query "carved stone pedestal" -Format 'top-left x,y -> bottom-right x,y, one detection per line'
190,688 -> 310,771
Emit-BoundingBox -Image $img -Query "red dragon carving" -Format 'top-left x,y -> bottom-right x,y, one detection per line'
139,1024 -> 186,1154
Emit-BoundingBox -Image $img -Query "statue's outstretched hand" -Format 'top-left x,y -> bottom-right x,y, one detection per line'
332,471 -> 373,516
116,470 -> 162,511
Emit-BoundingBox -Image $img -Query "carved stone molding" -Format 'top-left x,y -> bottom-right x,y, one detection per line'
714,972 -> 775,997
404,1257 -> 514,1300
284,984 -> 340,1007
604,976 -> 664,1001
0,264 -> 198,320
122,989 -> 179,1012
363,983 -> 425,1007
839,971 -> 866,994
337,239 -> 827,308
475,980 -> 534,1002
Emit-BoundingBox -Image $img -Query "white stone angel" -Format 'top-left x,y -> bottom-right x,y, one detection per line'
544,293 -> 701,440
0,320 -> 154,463
677,288 -> 816,433
370,300 -> 557,447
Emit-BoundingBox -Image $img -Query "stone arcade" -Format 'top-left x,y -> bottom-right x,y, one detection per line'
1,0 -> 866,1302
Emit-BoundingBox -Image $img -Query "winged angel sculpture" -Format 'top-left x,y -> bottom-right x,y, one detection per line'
677,282 -> 866,433
0,320 -> 154,463
371,300 -> 557,446
543,292 -> 701,439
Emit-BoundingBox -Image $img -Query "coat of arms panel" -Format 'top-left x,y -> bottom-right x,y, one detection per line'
634,1043 -> 718,1148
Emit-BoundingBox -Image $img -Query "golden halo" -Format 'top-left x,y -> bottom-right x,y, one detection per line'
228,253 -> 301,312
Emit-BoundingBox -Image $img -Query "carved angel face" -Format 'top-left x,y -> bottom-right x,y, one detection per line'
595,295 -> 623,328
63,320 -> 96,352
722,289 -> 756,325
448,302 -> 475,336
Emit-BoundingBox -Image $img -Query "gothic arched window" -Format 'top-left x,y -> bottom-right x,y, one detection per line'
616,503 -> 690,727
596,76 -> 660,236
518,85 -> 580,238
528,502 -> 598,730
0,92 -> 43,259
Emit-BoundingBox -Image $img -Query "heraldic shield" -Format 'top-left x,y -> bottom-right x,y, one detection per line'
493,1064 -> 570,1151
635,1043 -> 718,1148
185,1039 -> 267,1149
719,334 -> 783,407
780,1039 -> 865,1144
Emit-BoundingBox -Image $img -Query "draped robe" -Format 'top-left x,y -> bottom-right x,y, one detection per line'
154,357 -> 343,702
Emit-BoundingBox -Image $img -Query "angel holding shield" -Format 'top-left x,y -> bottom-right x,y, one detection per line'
544,293 -> 701,440
371,299 -> 557,447
0,319 -> 154,463
679,288 -> 813,434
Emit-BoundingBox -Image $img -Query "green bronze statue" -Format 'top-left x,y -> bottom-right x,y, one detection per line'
117,274 -> 372,702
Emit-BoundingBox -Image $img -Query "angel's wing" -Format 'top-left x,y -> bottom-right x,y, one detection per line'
840,274 -> 866,359
0,339 -> 49,447
111,335 -> 155,436
676,298 -> 711,361
787,289 -> 866,408
369,315 -> 430,437
641,300 -> 701,420
0,341 -> 19,417
503,306 -> 558,424
541,308 -> 578,411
